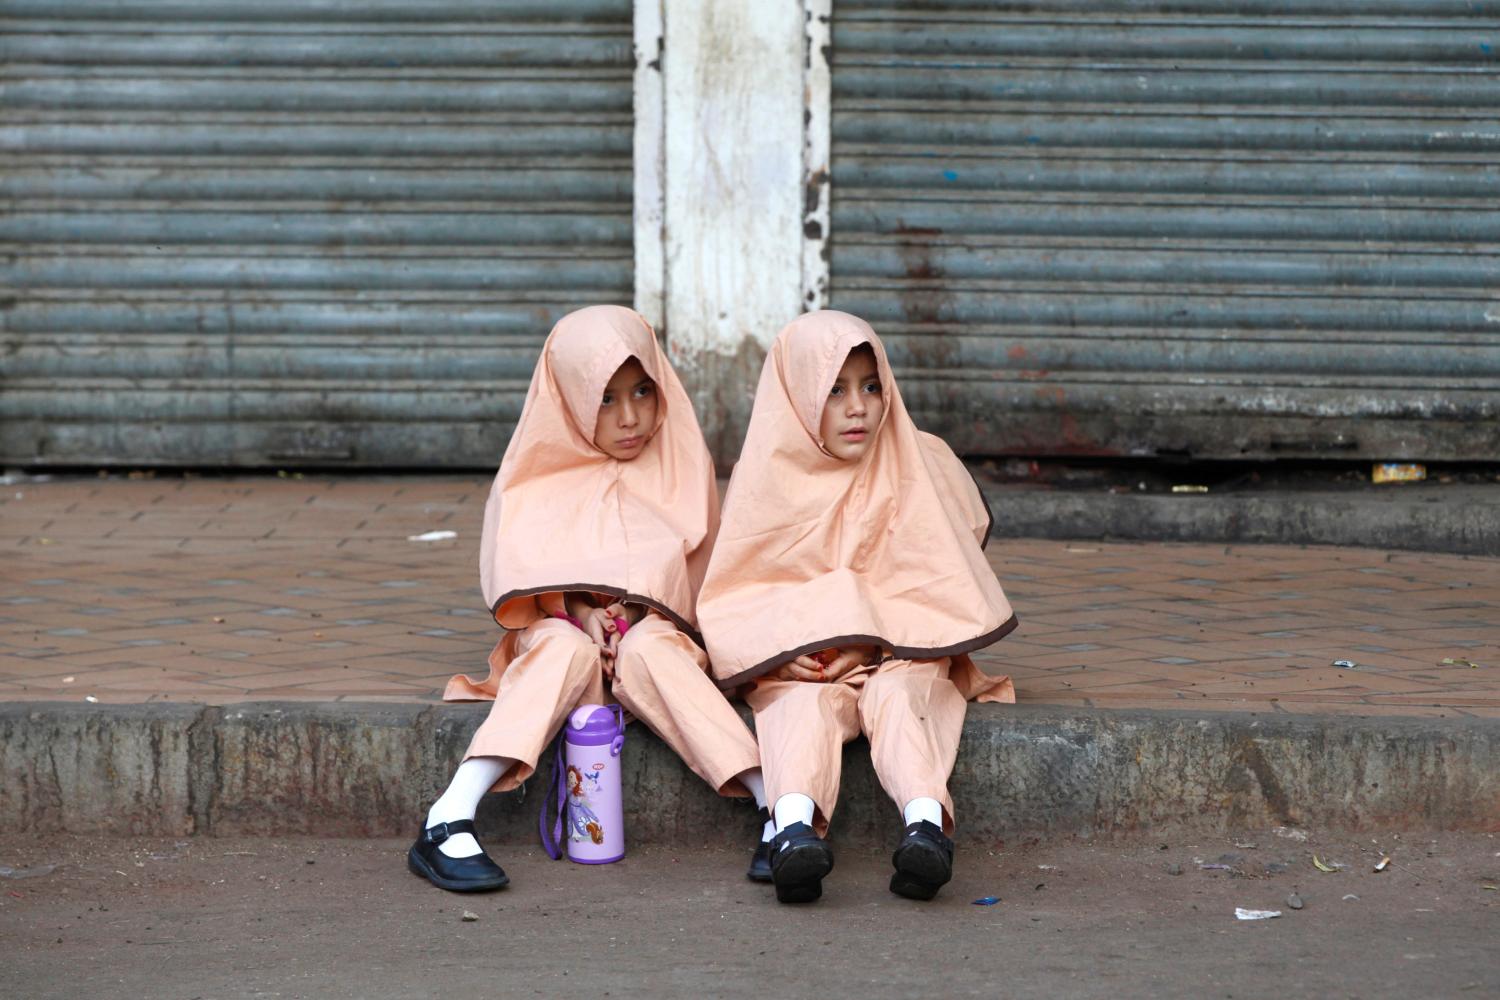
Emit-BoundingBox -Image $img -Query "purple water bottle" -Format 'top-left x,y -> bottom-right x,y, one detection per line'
544,704 -> 625,864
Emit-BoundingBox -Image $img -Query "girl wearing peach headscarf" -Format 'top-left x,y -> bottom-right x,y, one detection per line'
697,310 -> 1017,904
408,305 -> 770,893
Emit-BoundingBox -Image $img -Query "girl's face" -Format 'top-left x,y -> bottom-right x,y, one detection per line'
818,345 -> 884,461
594,357 -> 658,460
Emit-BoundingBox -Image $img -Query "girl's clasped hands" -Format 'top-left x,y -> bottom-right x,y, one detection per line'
770,645 -> 879,683
566,597 -> 640,676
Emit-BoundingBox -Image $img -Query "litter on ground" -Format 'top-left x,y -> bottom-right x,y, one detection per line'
1234,908 -> 1281,921
0,864 -> 57,879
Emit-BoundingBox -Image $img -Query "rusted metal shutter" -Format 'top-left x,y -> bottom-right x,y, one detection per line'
1,0 -> 632,467
830,2 -> 1500,460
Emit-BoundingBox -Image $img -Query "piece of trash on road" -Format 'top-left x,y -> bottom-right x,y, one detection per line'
1286,892 -> 1304,910
1272,826 -> 1308,842
1342,894 -> 1360,901
1171,485 -> 1209,494
1234,908 -> 1281,921
1481,885 -> 1498,892
1234,842 -> 1258,850
84,696 -> 98,703
0,864 -> 57,880
1037,864 -> 1058,871
408,530 -> 457,543
212,617 -> 225,624
1372,463 -> 1425,485
61,676 -> 74,684
1312,855 -> 1343,873
1331,659 -> 1357,669
461,910 -> 479,922
1200,863 -> 1234,871
1374,856 -> 1391,872
971,896 -> 1001,906
1440,657 -> 1481,669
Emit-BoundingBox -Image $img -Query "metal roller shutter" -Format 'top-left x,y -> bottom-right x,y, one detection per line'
1,0 -> 633,467
830,1 -> 1500,461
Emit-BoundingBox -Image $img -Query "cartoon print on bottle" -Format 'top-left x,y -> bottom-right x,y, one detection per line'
566,764 -> 606,845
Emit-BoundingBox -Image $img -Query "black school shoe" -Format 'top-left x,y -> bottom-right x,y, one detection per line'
407,820 -> 510,892
746,807 -> 773,883
889,820 -> 954,900
769,821 -> 835,903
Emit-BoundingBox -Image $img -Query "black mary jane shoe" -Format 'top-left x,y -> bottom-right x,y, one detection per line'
769,821 -> 835,904
407,819 -> 510,893
889,819 -> 954,901
746,807 -> 773,883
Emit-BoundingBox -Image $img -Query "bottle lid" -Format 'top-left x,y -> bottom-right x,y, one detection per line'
567,704 -> 620,746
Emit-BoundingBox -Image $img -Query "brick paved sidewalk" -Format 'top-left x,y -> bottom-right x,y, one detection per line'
1,476 -> 1496,718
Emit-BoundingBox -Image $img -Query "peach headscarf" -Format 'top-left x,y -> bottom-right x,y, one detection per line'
697,310 -> 1017,688
476,304 -> 718,642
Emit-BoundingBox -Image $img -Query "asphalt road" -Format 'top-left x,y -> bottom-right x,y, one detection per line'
2,830 -> 1496,999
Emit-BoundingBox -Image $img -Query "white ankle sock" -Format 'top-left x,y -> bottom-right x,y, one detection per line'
773,793 -> 816,835
426,756 -> 513,858
902,796 -> 944,829
735,768 -> 776,842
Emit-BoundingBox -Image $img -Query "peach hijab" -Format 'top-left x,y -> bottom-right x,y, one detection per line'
475,304 -> 719,642
697,310 -> 1017,689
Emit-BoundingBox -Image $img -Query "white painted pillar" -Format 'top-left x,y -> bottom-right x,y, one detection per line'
634,0 -> 832,466
802,0 -> 833,312
632,0 -> 667,331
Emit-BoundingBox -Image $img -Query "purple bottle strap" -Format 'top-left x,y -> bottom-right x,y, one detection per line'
538,735 -> 566,861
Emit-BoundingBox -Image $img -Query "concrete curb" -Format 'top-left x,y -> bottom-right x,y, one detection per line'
979,485 -> 1500,557
4,702 -> 1496,844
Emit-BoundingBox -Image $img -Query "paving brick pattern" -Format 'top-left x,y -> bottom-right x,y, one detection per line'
1,477 -> 1496,718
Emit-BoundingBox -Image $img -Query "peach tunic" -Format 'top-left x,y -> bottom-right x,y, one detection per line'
444,305 -> 758,795
478,304 -> 719,639
697,311 -> 1017,687
697,310 -> 1016,832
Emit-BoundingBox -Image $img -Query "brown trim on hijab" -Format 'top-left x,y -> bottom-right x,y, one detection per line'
713,613 -> 1019,690
490,584 -> 704,649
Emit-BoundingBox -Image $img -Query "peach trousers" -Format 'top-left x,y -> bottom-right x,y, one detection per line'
745,657 -> 966,836
462,613 -> 761,797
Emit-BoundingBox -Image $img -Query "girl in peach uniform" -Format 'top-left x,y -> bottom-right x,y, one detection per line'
697,310 -> 1016,904
408,305 -> 771,893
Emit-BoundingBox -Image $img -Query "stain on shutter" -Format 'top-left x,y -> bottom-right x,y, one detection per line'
830,2 -> 1500,459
